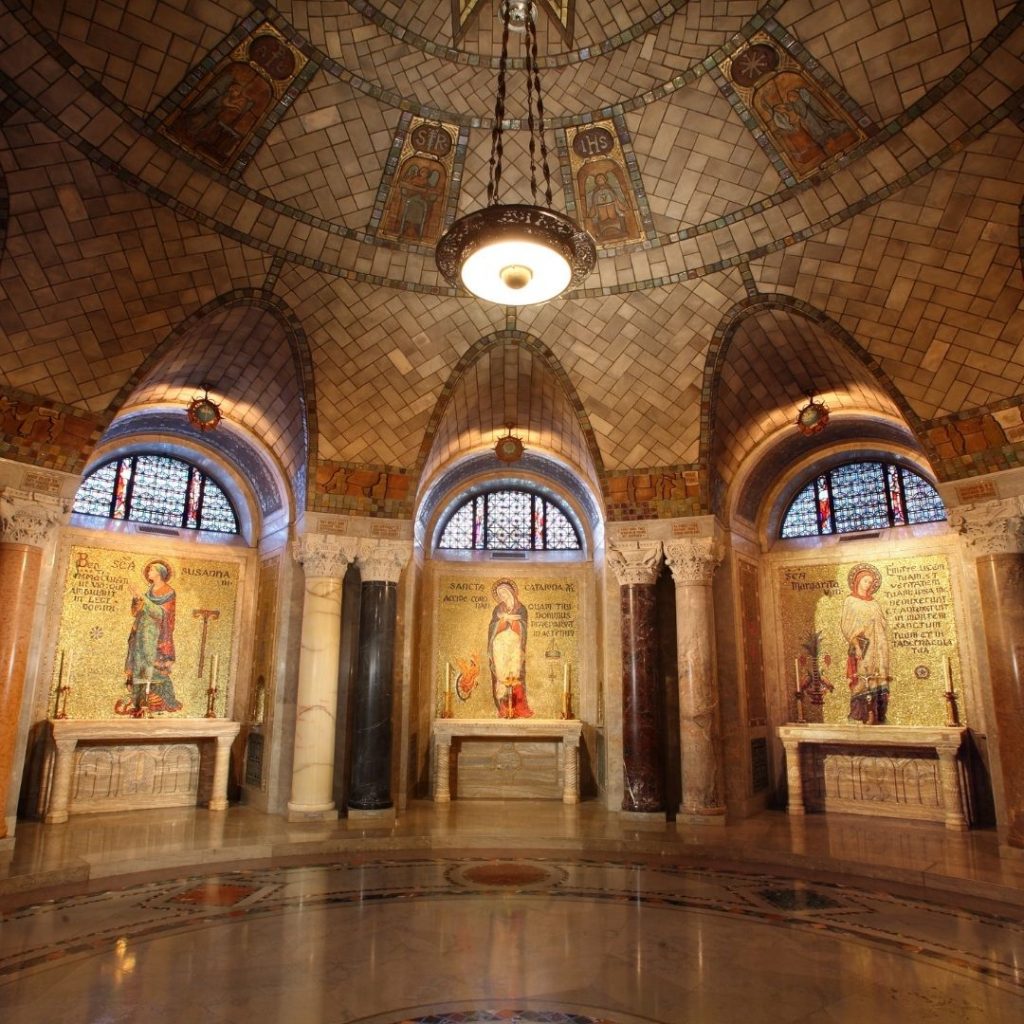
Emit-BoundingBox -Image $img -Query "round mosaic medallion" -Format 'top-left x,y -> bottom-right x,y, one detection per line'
446,860 -> 567,891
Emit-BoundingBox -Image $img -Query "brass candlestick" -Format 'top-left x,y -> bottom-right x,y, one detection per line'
945,689 -> 961,727
794,689 -> 805,724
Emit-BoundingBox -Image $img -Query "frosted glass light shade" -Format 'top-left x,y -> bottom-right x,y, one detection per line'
436,204 -> 596,306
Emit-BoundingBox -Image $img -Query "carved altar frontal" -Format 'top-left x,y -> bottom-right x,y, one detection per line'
803,746 -> 946,822
69,741 -> 205,813
777,725 -> 970,830
450,739 -> 564,800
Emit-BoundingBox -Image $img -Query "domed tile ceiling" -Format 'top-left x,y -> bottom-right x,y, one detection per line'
0,0 -> 1022,514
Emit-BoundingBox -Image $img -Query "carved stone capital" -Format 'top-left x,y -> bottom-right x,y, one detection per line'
948,496 -> 1024,556
357,539 -> 409,583
292,534 -> 358,578
0,488 -> 67,547
664,538 -> 724,586
607,540 -> 663,586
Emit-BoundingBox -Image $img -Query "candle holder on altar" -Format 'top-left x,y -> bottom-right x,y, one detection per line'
205,685 -> 218,719
54,684 -> 71,720
501,676 -> 518,719
945,689 -> 961,727
794,688 -> 805,724
560,688 -> 574,721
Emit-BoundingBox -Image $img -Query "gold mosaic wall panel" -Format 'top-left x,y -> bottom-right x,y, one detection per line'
51,545 -> 240,720
436,573 -> 579,721
776,555 -> 961,728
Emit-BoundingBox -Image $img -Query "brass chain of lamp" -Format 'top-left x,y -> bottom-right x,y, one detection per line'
434,0 -> 596,304
487,1 -> 553,210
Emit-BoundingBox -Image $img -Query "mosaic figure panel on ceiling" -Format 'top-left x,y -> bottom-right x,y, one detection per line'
723,36 -> 869,182
161,24 -> 309,171
378,118 -> 459,246
565,122 -> 646,248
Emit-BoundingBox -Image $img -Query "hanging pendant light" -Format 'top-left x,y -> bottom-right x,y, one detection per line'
435,1 -> 596,305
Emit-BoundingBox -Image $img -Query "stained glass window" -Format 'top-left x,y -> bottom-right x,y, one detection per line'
438,488 -> 581,551
73,454 -> 239,534
781,460 -> 945,539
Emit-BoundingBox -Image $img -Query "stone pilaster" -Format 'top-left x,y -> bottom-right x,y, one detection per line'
0,489 -> 65,839
950,496 -> 1024,848
664,538 -> 726,824
348,540 -> 409,817
608,540 -> 665,817
286,535 -> 357,821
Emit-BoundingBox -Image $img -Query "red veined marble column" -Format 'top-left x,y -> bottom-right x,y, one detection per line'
609,540 -> 665,817
0,490 -> 63,839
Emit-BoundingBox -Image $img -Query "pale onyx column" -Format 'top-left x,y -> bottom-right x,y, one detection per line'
665,538 -> 726,824
950,497 -> 1024,848
286,535 -> 357,822
0,489 -> 63,839
348,539 -> 408,818
608,540 -> 665,816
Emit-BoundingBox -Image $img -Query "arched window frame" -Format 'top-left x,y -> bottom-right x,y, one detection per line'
73,452 -> 240,536
780,458 -> 946,539
435,485 -> 583,553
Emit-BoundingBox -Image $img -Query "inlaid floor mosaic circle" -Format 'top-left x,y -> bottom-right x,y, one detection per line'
446,860 -> 567,890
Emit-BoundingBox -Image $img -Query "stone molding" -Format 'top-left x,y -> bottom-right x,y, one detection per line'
357,538 -> 409,583
0,488 -> 67,547
607,540 -> 663,586
292,534 -> 358,578
948,496 -> 1024,556
664,537 -> 724,586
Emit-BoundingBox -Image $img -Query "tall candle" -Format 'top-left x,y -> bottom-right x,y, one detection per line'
944,656 -> 953,694
65,649 -> 73,690
211,653 -> 220,688
445,662 -> 452,694
794,657 -> 801,695
56,648 -> 65,688
563,663 -> 570,695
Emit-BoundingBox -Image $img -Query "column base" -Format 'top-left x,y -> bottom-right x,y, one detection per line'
676,808 -> 727,827
286,802 -> 339,823
620,809 -> 667,830
347,806 -> 396,829
0,835 -> 14,854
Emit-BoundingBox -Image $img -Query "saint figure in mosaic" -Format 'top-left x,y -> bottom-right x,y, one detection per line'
753,71 -> 860,178
115,559 -> 182,716
382,157 -> 448,243
487,578 -> 533,718
840,563 -> 890,724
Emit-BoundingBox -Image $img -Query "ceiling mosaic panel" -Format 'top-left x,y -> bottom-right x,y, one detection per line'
1,0 -> 1022,514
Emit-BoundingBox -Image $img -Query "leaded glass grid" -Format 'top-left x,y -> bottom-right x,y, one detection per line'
72,455 -> 239,534
780,460 -> 946,539
438,488 -> 581,551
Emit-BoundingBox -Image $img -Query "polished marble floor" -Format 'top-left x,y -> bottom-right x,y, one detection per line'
2,803 -> 1023,1023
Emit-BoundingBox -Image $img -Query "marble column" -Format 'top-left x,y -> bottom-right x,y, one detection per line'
665,538 -> 726,824
0,489 -> 63,839
286,535 -> 357,822
951,497 -> 1024,848
348,540 -> 408,817
608,540 -> 665,816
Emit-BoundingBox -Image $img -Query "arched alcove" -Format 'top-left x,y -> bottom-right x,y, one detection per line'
107,292 -> 315,514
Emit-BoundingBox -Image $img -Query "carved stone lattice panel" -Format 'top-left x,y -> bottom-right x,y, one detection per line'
801,745 -> 948,823
69,742 -> 204,813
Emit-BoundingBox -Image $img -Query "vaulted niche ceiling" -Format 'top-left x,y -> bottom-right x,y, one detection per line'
114,301 -> 312,505
710,304 -> 909,492
417,335 -> 602,498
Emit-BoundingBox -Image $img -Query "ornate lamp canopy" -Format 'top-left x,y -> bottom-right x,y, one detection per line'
494,422 -> 525,463
186,383 -> 222,432
435,1 -> 596,305
796,391 -> 830,437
